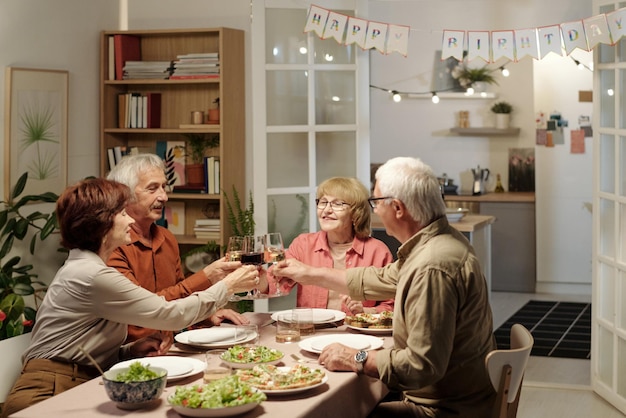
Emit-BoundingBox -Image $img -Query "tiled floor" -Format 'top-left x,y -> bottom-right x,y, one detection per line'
491,291 -> 625,417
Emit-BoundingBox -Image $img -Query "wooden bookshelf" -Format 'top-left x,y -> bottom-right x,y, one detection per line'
99,28 -> 245,249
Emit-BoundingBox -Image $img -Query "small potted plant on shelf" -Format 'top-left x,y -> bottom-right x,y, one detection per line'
183,133 -> 219,186
490,101 -> 513,129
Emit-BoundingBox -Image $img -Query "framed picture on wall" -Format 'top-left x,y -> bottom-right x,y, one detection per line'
4,67 -> 68,199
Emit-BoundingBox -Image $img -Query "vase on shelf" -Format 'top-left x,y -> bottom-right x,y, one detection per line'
495,114 -> 510,129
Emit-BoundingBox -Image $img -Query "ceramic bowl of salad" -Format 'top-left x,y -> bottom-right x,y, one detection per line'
220,345 -> 284,369
102,362 -> 167,409
168,375 -> 266,417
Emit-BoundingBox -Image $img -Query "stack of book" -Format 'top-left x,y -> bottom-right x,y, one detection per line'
204,156 -> 220,194
118,92 -> 161,128
170,53 -> 219,80
194,218 -> 220,240
122,61 -> 172,79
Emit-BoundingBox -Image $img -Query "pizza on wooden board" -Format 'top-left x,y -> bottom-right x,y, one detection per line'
236,364 -> 325,390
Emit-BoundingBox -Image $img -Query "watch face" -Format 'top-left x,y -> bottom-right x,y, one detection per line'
355,350 -> 368,363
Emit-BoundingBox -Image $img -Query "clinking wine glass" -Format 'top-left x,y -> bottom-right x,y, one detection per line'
226,236 -> 245,301
241,235 -> 266,299
264,232 -> 285,296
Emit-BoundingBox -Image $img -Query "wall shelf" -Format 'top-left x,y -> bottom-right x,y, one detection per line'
407,92 -> 497,100
450,127 -> 520,136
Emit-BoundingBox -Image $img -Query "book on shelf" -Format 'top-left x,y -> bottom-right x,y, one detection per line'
204,156 -> 220,194
194,231 -> 221,240
172,184 -> 206,194
176,52 -> 219,59
195,218 -> 220,226
107,145 -> 138,170
118,92 -> 161,129
123,60 -> 172,79
168,74 -> 219,80
113,34 -> 141,81
145,92 -> 161,128
165,201 -> 185,235
108,36 -> 115,80
107,148 -> 116,171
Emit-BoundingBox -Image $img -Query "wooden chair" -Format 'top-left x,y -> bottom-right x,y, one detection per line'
486,324 -> 534,418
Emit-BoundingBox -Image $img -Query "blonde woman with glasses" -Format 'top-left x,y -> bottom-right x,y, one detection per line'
266,177 -> 394,315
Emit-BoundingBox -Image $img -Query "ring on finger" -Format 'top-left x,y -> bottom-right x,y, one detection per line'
254,277 -> 260,285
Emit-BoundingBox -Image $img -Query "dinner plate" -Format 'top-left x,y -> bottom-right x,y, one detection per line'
346,324 -> 393,335
175,329 -> 255,349
299,334 -> 385,354
110,356 -> 204,382
271,308 -> 345,325
168,396 -> 261,417
260,367 -> 329,396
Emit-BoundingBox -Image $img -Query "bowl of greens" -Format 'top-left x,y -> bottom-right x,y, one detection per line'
168,375 -> 266,417
220,345 -> 284,369
102,361 -> 167,409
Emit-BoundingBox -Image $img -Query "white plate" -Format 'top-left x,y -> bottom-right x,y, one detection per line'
346,324 -> 393,335
260,367 -> 328,396
446,208 -> 469,223
299,334 -> 384,354
271,308 -> 346,325
110,356 -> 204,382
187,328 -> 238,344
175,329 -> 255,349
168,396 -> 261,417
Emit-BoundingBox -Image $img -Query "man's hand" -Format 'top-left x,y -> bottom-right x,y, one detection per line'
130,331 -> 174,358
341,295 -> 365,314
272,258 -> 315,285
209,308 -> 250,326
318,343 -> 359,372
204,257 -> 242,284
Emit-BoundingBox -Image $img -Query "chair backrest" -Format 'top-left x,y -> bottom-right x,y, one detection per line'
485,323 -> 534,418
0,332 -> 31,403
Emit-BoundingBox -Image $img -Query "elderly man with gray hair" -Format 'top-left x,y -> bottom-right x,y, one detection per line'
273,157 -> 496,417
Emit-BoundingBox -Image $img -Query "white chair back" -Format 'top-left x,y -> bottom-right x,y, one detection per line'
0,332 -> 31,403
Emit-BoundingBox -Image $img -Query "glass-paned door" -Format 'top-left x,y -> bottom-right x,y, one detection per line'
593,1 -> 626,414
252,0 -> 369,242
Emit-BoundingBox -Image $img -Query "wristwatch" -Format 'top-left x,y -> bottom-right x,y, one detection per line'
354,350 -> 368,373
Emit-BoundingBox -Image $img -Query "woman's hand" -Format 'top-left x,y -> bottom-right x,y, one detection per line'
222,265 -> 262,294
272,258 -> 314,285
209,308 -> 250,326
204,257 -> 242,285
342,295 -> 365,314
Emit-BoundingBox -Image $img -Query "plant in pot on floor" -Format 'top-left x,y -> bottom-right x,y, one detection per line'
0,173 -> 60,340
183,133 -> 219,186
491,101 -> 513,129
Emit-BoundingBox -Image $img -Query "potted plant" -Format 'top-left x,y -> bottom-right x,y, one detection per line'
0,172 -> 59,340
452,63 -> 497,92
208,97 -> 220,124
491,101 -> 513,129
183,133 -> 219,186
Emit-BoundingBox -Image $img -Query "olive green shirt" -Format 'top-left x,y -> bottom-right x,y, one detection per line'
347,216 -> 496,417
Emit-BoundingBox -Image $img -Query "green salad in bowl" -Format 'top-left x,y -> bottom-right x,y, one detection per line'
220,345 -> 284,369
168,375 -> 266,416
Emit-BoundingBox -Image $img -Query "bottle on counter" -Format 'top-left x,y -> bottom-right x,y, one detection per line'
495,173 -> 505,193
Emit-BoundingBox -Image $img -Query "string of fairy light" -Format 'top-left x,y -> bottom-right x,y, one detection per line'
371,57 -> 592,104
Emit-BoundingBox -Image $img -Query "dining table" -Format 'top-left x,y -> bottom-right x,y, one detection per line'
10,312 -> 392,418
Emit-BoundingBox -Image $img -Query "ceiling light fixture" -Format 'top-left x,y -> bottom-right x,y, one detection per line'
431,92 -> 440,104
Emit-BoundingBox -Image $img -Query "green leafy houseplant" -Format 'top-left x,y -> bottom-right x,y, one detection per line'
184,133 -> 219,165
451,63 -> 497,88
491,101 -> 513,114
0,172 -> 59,340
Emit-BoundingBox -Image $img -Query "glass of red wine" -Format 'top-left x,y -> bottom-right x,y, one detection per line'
241,235 -> 267,299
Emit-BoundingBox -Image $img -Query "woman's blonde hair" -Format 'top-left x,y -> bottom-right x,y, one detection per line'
316,177 -> 371,239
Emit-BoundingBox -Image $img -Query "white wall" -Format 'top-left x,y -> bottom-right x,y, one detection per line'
0,0 -> 119,285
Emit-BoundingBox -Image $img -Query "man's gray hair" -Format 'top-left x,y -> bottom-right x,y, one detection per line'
106,153 -> 165,199
375,157 -> 446,225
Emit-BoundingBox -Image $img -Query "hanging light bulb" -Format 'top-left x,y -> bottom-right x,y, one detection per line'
391,90 -> 402,102
431,92 -> 440,104
500,66 -> 510,77
607,88 -> 615,96
465,86 -> 475,96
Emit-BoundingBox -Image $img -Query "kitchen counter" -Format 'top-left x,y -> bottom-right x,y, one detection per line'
444,192 -> 535,203
371,213 -> 494,232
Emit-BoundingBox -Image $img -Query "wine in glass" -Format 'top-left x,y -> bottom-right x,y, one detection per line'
241,235 -> 266,299
225,236 -> 245,262
264,232 -> 285,296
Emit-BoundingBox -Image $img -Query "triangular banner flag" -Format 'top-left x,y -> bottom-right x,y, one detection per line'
492,30 -> 515,61
442,30 -> 465,61
561,20 -> 588,54
584,14 -> 613,48
345,16 -> 368,48
537,25 -> 563,59
514,28 -> 539,60
386,24 -> 410,56
364,21 -> 388,53
304,5 -> 329,37
606,8 -> 626,43
323,11 -> 348,43
467,31 -> 491,62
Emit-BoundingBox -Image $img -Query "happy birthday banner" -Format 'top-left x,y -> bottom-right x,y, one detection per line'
304,5 -> 410,56
304,4 -> 626,61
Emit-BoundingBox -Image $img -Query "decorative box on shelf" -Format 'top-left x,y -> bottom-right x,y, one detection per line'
449,127 -> 520,136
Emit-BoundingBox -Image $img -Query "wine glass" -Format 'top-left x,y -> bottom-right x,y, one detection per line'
264,232 -> 285,296
241,235 -> 266,299
225,236 -> 245,262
